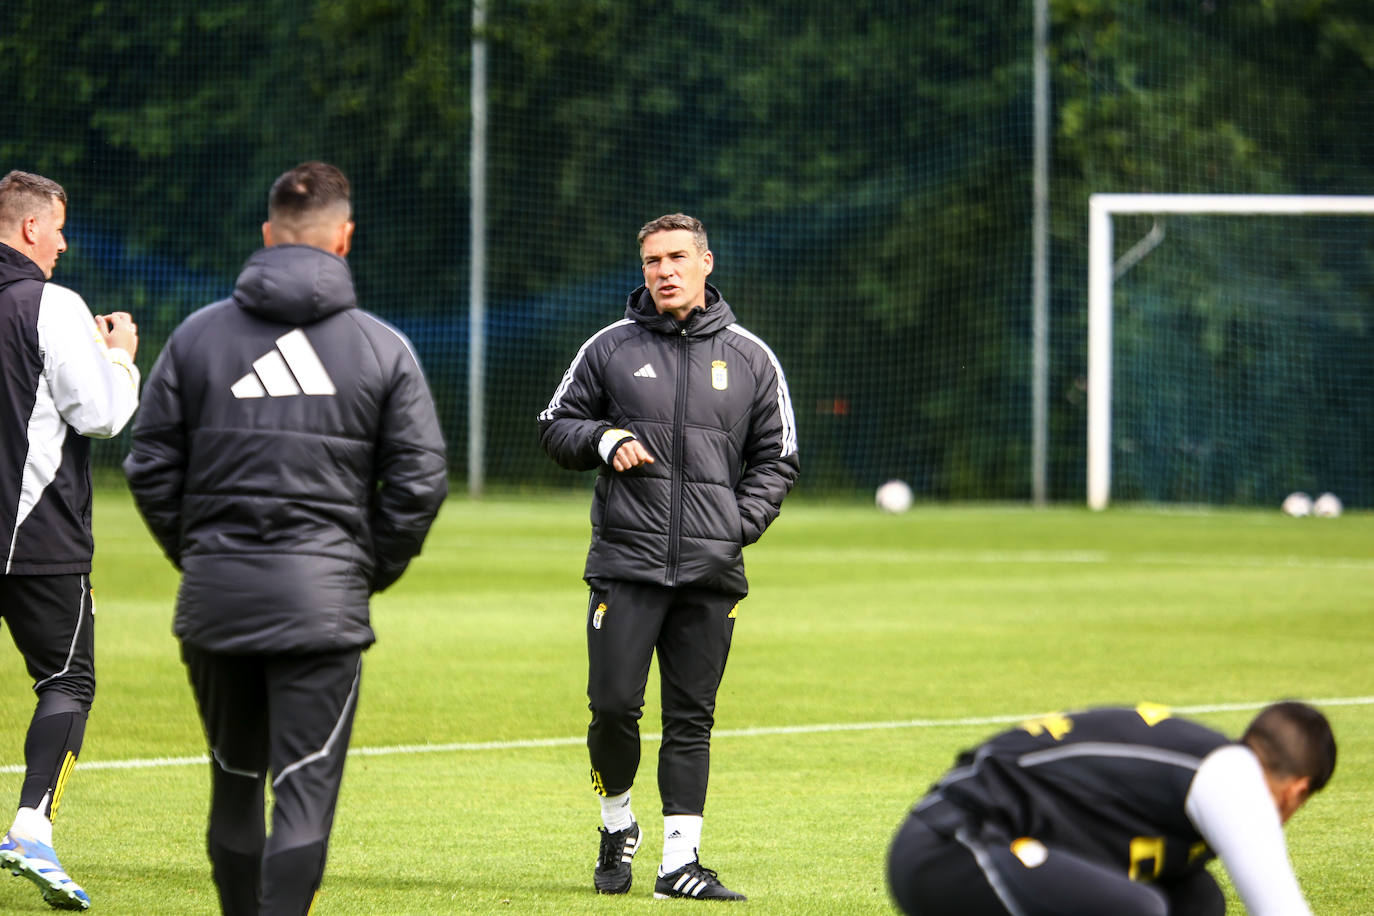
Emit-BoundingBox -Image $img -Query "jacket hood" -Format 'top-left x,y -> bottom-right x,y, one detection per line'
625,282 -> 736,336
232,244 -> 357,325
0,242 -> 44,289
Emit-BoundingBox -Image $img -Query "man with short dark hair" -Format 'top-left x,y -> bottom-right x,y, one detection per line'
0,169 -> 140,911
887,701 -> 1336,916
540,213 -> 799,901
124,161 -> 447,916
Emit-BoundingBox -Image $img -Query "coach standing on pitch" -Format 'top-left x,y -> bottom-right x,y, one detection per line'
123,162 -> 446,916
539,213 -> 799,901
0,170 -> 140,911
887,701 -> 1335,916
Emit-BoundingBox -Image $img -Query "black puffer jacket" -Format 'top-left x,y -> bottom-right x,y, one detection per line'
124,244 -> 447,653
539,284 -> 799,595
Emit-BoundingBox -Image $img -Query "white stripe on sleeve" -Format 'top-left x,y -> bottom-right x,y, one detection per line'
726,324 -> 797,458
538,319 -> 633,422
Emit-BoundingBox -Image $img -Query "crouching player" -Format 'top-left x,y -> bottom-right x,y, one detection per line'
888,701 -> 1335,916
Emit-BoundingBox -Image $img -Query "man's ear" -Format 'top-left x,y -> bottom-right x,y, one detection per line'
702,249 -> 713,277
1275,774 -> 1312,824
262,222 -> 274,247
21,215 -> 39,245
336,220 -> 355,258
1285,775 -> 1312,809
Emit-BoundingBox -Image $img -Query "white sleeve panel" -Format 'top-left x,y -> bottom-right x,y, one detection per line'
38,284 -> 141,439
1184,745 -> 1313,916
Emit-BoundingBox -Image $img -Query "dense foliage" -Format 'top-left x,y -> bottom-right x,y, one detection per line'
2,0 -> 1370,501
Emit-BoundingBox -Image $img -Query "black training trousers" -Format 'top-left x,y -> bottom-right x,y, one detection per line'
181,645 -> 362,916
0,573 -> 94,819
585,578 -> 738,816
887,801 -> 1224,916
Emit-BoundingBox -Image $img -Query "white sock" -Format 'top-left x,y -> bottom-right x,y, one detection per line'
599,790 -> 635,833
10,806 -> 53,846
660,814 -> 702,874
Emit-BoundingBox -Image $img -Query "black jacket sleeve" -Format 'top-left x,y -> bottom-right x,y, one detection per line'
538,344 -> 617,471
369,346 -> 448,592
736,352 -> 800,545
122,340 -> 187,568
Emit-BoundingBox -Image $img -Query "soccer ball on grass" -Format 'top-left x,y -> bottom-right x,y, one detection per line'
1312,492 -> 1343,518
875,479 -> 914,514
1281,492 -> 1313,517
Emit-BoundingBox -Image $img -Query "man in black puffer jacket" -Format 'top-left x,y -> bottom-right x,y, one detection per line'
124,162 -> 446,916
540,213 -> 799,902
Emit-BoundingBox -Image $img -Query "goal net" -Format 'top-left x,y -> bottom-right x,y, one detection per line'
1088,194 -> 1374,510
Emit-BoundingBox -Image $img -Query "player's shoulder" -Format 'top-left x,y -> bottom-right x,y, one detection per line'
37,281 -> 92,316
575,317 -> 639,357
338,308 -> 430,374
592,316 -> 639,342
721,322 -> 784,365
348,308 -> 413,347
164,299 -> 237,348
1063,705 -> 1231,755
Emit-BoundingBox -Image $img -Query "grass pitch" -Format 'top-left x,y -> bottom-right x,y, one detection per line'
1,487 -> 1371,913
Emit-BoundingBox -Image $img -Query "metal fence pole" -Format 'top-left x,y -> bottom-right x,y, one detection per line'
1031,0 -> 1051,506
468,0 -> 488,497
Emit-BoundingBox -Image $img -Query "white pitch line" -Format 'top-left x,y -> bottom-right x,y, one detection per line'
771,547 -> 1374,571
3,695 -> 1371,776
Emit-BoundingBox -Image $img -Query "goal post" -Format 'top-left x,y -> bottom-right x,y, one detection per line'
1087,193 -> 1374,510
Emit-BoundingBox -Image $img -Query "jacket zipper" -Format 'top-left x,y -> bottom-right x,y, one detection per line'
665,326 -> 689,586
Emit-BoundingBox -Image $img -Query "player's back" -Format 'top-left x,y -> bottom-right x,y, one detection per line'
126,243 -> 445,654
935,705 -> 1232,881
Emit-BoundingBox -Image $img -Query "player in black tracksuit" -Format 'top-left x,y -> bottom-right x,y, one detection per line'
123,163 -> 447,916
887,702 -> 1335,916
0,170 -> 140,911
540,214 -> 799,900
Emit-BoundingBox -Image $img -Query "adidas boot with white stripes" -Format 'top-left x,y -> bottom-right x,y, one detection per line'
594,822 -> 640,894
653,859 -> 746,901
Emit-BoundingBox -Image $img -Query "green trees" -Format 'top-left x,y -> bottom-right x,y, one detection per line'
2,0 -> 1369,499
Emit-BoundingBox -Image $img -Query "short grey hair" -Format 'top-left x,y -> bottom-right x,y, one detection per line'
637,213 -> 708,253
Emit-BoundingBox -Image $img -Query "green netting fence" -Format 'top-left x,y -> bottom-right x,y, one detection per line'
3,0 -> 1371,505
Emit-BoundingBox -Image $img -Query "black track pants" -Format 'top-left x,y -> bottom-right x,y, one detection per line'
0,573 -> 95,818
182,645 -> 362,916
585,578 -> 738,816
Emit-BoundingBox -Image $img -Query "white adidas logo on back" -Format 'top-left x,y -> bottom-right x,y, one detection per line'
231,329 -> 337,399
633,363 -> 657,379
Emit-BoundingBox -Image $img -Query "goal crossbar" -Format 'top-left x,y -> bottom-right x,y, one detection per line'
1088,193 -> 1374,510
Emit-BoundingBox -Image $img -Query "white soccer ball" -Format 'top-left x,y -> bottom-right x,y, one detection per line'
1281,491 -> 1313,517
1312,492 -> 1343,518
875,479 -> 914,514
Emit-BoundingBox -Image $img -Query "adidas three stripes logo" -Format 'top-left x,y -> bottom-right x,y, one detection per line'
669,873 -> 709,896
231,329 -> 337,399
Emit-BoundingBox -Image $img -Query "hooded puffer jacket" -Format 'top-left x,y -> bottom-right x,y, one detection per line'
124,244 -> 447,653
539,284 -> 799,595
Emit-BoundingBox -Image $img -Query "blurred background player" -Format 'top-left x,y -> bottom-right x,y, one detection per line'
123,162 -> 447,916
0,169 -> 140,910
539,213 -> 799,900
887,701 -> 1335,916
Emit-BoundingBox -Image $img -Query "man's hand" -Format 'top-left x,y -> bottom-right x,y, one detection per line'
95,311 -> 139,360
613,439 -> 655,472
